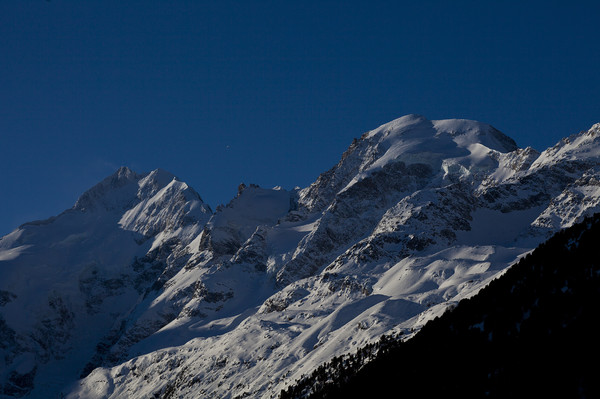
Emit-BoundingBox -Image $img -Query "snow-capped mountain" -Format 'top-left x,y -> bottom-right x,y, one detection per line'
281,212 -> 600,398
0,168 -> 211,397
1,115 -> 600,398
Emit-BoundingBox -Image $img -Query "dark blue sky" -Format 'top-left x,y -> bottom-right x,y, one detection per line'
1,1 -> 599,236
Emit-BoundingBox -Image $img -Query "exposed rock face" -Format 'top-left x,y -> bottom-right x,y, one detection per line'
2,115 -> 600,399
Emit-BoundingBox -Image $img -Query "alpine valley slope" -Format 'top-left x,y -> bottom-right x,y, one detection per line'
2,114 -> 600,398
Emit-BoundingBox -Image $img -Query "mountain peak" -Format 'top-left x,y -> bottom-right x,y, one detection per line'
73,167 -> 191,214
115,166 -> 136,179
299,114 -> 518,213
531,122 -> 600,169
137,168 -> 178,200
367,115 -> 517,153
357,115 -> 518,183
73,167 -> 142,212
145,168 -> 177,183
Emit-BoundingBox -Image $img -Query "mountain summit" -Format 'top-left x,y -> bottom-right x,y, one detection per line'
298,114 -> 516,213
1,115 -> 600,398
0,168 -> 211,397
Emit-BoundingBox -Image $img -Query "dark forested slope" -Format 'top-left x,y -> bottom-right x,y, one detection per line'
282,213 -> 600,398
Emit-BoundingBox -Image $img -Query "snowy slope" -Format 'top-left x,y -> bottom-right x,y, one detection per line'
0,167 -> 211,398
61,117 -> 600,399
3,115 -> 600,399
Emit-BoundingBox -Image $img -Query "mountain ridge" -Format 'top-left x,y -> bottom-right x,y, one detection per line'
1,115 -> 599,398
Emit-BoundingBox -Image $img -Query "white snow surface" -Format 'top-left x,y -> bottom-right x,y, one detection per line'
0,167 -> 211,398
2,115 -> 600,399
343,115 -> 517,193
